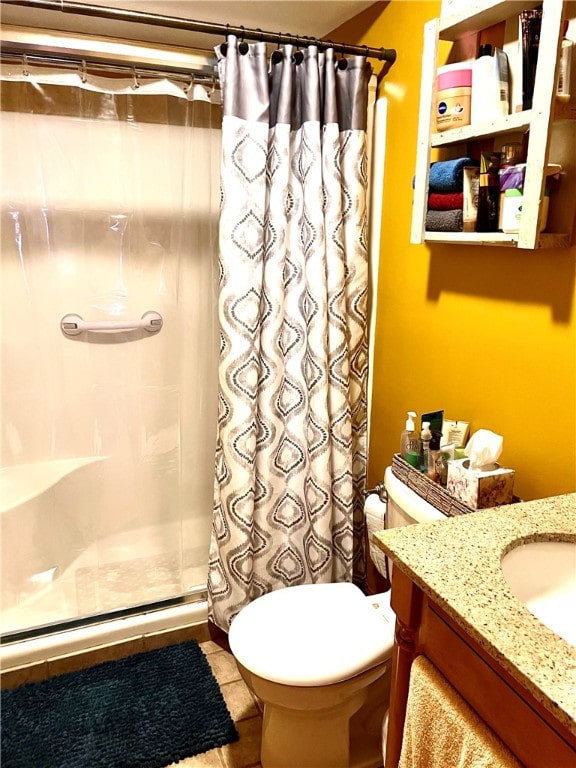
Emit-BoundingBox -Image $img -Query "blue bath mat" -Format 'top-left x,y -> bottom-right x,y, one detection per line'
1,639 -> 238,768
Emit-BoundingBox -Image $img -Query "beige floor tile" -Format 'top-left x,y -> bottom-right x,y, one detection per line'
200,639 -> 225,656
206,649 -> 242,685
167,748 -> 225,767
219,715 -> 263,768
220,679 -> 260,722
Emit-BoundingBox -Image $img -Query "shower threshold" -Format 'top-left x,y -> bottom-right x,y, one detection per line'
0,590 -> 209,673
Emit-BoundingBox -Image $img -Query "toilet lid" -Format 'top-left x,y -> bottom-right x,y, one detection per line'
228,582 -> 395,686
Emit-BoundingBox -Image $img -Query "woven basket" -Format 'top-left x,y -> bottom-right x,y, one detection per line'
391,454 -> 475,517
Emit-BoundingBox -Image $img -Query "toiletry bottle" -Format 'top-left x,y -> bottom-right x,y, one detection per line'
400,411 -> 417,458
476,151 -> 502,232
471,44 -> 494,123
420,421 -> 432,473
556,21 -> 573,103
497,143 -> 523,230
427,431 -> 442,482
403,414 -> 422,469
471,44 -> 510,123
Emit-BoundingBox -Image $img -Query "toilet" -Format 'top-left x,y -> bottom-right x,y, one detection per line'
228,467 -> 448,768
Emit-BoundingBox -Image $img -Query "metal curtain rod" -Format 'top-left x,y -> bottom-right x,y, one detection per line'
1,0 -> 397,64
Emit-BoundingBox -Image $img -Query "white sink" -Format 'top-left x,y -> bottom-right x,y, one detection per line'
501,540 -> 576,646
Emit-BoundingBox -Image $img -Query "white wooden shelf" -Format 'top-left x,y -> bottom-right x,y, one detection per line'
422,231 -> 571,248
431,110 -> 533,147
411,0 -> 576,250
439,1 -> 543,39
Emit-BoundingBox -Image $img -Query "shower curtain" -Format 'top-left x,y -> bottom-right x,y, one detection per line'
1,60 -> 221,635
208,37 -> 372,631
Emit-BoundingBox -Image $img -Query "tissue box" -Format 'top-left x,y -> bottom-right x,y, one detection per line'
446,459 -> 515,509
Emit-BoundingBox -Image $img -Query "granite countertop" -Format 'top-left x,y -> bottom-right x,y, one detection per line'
373,493 -> 576,735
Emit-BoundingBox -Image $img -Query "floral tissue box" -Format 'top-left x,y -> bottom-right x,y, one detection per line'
446,458 -> 515,509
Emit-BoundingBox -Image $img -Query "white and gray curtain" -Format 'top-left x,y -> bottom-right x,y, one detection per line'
208,36 -> 372,631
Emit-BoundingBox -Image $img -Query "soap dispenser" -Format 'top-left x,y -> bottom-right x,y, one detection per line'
400,411 -> 417,457
420,421 -> 432,473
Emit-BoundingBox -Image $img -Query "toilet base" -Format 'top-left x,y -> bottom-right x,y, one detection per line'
237,659 -> 391,768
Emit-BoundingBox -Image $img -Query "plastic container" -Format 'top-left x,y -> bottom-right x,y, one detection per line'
401,412 -> 422,468
420,421 -> 432,473
557,35 -> 573,102
471,44 -> 510,124
427,431 -> 442,482
400,411 -> 417,458
476,151 -> 502,233
501,189 -> 550,233
435,64 -> 472,132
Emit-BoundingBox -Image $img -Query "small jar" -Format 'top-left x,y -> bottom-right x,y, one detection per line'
436,64 -> 472,132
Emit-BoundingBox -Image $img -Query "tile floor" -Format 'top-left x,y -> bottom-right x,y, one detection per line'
167,639 -> 264,768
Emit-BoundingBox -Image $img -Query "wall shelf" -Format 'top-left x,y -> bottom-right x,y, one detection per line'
411,0 -> 576,250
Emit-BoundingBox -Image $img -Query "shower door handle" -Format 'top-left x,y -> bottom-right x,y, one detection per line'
60,311 -> 163,336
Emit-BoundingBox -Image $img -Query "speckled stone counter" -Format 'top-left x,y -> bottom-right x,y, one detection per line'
373,493 -> 576,736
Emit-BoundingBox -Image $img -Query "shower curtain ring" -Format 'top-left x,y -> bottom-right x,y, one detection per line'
131,67 -> 140,89
271,32 -> 283,64
22,54 -> 29,77
80,59 -> 87,83
238,26 -> 249,55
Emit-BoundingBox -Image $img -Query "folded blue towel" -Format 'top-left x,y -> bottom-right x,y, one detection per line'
428,157 -> 478,193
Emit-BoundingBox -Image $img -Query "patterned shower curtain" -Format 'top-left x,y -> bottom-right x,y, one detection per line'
208,36 -> 372,631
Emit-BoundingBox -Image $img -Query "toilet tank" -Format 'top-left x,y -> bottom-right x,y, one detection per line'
368,467 -> 450,584
384,466 -> 448,529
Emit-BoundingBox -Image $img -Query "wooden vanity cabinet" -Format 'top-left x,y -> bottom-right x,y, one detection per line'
385,566 -> 576,768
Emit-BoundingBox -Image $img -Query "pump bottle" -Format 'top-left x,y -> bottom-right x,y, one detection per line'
420,421 -> 432,473
427,431 -> 442,482
400,411 -> 417,457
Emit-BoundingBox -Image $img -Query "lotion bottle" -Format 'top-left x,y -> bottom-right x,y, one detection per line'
427,431 -> 442,482
400,411 -> 417,457
471,44 -> 509,123
556,22 -> 573,103
471,44 -> 494,123
420,421 -> 432,473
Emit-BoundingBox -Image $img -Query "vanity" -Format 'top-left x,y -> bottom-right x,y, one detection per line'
374,493 -> 576,768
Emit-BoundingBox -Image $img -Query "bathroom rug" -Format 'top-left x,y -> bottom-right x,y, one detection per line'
1,639 -> 238,768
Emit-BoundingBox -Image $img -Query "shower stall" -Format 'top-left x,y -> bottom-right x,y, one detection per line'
0,31 -> 222,650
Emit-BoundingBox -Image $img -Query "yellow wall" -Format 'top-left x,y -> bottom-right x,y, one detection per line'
336,1 -> 576,501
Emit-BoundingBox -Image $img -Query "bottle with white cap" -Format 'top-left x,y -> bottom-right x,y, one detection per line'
400,411 -> 417,458
420,421 -> 432,473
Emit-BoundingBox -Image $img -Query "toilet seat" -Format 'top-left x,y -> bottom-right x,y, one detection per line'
229,582 -> 395,687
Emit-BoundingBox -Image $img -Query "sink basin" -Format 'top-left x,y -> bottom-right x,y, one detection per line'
501,540 -> 576,646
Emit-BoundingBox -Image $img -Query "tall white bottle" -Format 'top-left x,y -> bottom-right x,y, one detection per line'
420,421 -> 432,473
471,44 -> 509,123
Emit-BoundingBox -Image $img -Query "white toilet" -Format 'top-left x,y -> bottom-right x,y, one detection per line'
228,467 -> 448,768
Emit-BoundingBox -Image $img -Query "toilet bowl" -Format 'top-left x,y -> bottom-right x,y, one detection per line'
229,582 -> 394,768
228,467 -> 447,768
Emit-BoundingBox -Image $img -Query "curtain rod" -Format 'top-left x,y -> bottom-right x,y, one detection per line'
1,0 -> 397,64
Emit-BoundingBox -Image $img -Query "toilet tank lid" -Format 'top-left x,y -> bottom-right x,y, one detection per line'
228,583 -> 394,686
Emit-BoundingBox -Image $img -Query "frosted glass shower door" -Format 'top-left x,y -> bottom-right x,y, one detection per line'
0,73 -> 221,635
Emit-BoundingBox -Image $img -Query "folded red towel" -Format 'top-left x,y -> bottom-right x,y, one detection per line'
428,192 -> 464,211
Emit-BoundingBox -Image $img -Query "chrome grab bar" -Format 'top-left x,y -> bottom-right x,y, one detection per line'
60,311 -> 163,336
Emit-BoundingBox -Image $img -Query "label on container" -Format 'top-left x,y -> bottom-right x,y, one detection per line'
436,86 -> 471,131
